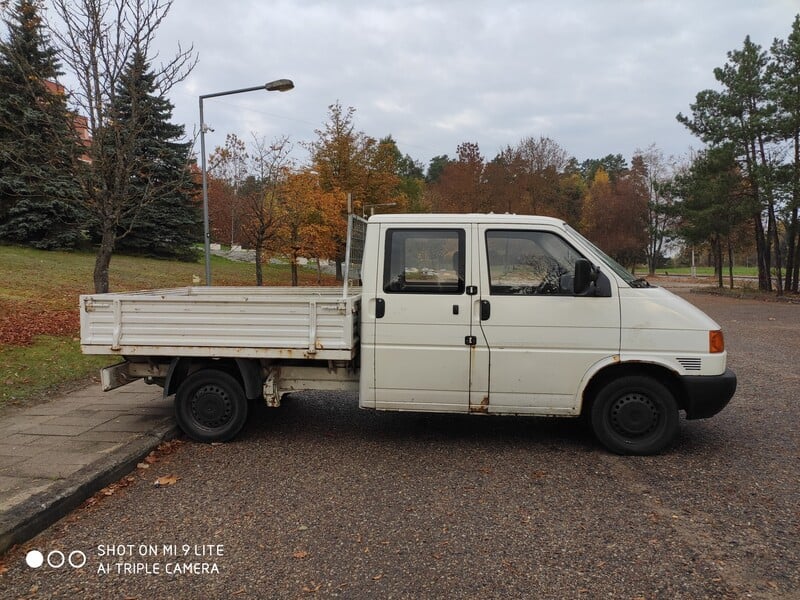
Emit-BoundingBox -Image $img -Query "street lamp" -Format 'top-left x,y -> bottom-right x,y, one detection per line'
199,79 -> 294,285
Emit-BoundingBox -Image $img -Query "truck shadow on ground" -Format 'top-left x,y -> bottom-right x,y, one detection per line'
238,391 -> 716,455
244,391 -> 592,449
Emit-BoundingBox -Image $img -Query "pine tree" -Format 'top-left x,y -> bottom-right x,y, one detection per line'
0,0 -> 85,249
108,50 -> 201,261
677,36 -> 777,291
673,146 -> 752,288
770,15 -> 800,292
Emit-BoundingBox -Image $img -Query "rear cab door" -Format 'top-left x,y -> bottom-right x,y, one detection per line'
366,218 -> 475,412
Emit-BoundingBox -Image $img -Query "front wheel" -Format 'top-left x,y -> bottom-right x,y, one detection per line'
175,370 -> 249,443
590,376 -> 679,455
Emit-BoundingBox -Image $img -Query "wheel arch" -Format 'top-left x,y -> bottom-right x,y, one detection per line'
579,361 -> 687,417
164,357 -> 263,400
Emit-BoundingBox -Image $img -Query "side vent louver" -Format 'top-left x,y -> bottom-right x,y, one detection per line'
677,357 -> 702,371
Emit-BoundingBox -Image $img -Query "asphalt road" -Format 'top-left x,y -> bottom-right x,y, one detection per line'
1,291 -> 798,599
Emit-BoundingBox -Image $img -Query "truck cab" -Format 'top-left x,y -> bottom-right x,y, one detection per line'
358,213 -> 736,454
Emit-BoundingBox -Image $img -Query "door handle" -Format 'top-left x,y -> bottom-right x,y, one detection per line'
480,299 -> 491,321
376,298 -> 385,319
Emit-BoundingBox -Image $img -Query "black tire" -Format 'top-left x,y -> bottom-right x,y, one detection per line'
175,370 -> 249,443
590,375 -> 679,455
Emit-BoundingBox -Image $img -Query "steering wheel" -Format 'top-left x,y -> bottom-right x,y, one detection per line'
535,267 -> 562,294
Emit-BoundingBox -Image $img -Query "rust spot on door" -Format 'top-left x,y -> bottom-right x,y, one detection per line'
470,396 -> 489,413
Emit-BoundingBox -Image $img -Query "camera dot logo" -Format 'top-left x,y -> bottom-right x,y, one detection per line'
26,550 -> 44,569
26,549 -> 87,569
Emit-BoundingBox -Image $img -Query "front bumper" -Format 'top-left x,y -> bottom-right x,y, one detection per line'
681,368 -> 737,420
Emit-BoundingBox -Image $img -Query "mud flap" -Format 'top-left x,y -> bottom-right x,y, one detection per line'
100,361 -> 135,391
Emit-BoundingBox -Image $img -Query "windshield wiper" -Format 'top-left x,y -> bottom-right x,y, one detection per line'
630,278 -> 651,288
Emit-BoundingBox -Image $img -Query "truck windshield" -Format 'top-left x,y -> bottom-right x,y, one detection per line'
564,224 -> 651,288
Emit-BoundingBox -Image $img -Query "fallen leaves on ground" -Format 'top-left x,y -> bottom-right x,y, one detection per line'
153,474 -> 180,487
155,439 -> 185,455
138,441 -> 185,471
0,305 -> 79,346
76,475 -> 137,515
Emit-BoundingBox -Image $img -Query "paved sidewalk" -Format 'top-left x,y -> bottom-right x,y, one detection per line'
0,380 -> 178,554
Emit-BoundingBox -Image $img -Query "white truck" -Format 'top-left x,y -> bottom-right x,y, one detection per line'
80,213 -> 736,455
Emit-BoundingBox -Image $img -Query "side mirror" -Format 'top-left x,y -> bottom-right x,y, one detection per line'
573,258 -> 597,295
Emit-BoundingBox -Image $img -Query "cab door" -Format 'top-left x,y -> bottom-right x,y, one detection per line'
473,225 -> 620,414
372,225 -> 473,412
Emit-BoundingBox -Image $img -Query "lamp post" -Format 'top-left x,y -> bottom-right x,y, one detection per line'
199,79 -> 294,285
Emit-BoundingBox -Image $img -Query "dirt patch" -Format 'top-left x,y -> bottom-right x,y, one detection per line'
689,285 -> 800,303
648,275 -> 800,303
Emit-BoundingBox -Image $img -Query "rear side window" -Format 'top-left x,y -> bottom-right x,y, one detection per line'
486,230 -> 583,295
383,228 -> 465,294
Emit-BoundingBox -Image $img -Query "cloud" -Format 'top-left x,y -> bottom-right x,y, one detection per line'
148,0 -> 799,166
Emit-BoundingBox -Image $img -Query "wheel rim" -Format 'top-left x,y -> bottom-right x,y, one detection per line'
609,392 -> 660,438
190,384 -> 233,429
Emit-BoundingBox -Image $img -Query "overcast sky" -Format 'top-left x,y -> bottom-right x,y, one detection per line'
150,0 -> 798,169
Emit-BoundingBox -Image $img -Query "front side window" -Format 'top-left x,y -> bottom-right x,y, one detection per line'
383,228 -> 465,294
486,230 -> 583,295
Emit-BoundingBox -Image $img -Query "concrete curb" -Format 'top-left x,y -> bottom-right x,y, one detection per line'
0,419 -> 179,555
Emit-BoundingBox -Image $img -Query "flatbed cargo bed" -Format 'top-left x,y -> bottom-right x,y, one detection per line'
80,286 -> 361,361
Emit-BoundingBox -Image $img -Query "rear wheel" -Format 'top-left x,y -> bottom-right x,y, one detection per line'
175,370 -> 248,442
590,375 -> 678,455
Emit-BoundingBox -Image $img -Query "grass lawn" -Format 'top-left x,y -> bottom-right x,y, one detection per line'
0,336 -> 111,407
658,265 -> 760,277
0,245 -> 335,408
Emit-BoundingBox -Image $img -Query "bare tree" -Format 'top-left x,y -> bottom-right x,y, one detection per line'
516,135 -> 569,173
207,133 -> 249,247
47,0 -> 196,292
240,134 -> 293,286
514,136 -> 569,216
636,144 -> 678,275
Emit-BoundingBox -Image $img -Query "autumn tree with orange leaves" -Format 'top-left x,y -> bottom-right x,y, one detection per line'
581,164 -> 649,269
275,169 -> 341,286
310,102 -> 406,278
431,142 -> 487,213
429,137 -> 584,221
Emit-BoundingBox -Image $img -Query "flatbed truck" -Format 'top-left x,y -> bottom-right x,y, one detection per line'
80,213 -> 736,455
